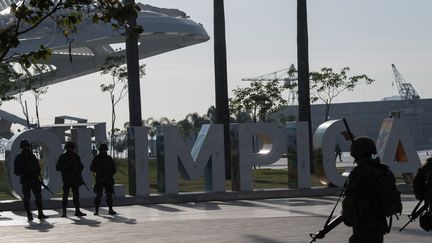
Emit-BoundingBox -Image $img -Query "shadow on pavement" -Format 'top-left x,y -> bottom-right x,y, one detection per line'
176,202 -> 221,211
142,204 -> 184,212
25,219 -> 55,232
67,216 -> 102,227
246,235 -> 288,243
100,214 -> 137,224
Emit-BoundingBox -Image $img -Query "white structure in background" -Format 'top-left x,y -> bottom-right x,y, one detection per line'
0,1 -> 209,141
0,1 -> 210,92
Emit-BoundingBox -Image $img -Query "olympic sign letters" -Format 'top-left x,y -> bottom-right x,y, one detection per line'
4,118 -> 421,199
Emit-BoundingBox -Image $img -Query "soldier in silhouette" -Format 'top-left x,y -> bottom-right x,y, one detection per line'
56,141 -> 87,217
91,143 -> 117,215
14,140 -> 49,221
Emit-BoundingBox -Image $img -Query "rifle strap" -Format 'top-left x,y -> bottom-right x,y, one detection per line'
325,180 -> 347,226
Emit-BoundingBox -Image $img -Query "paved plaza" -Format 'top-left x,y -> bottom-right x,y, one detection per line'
0,194 -> 430,242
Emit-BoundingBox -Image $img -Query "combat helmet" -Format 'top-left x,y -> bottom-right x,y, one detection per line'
65,141 -> 75,149
20,140 -> 30,149
99,143 -> 108,152
350,136 -> 377,160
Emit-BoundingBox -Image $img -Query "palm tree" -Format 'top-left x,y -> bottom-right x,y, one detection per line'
214,0 -> 233,184
297,0 -> 313,172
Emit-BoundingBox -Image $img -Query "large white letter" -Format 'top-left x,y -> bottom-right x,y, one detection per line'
376,118 -> 421,183
285,121 -> 311,188
127,126 -> 150,196
71,128 -> 95,198
313,119 -> 364,187
237,123 -> 286,191
157,124 -> 225,194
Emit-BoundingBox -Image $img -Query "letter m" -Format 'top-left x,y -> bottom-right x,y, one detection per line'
157,124 -> 225,194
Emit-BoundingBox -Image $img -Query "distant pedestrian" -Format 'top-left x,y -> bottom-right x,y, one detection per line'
91,143 -> 117,215
56,141 -> 87,217
335,143 -> 342,162
14,140 -> 49,221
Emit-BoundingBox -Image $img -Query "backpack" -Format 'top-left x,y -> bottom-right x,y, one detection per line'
374,165 -> 403,217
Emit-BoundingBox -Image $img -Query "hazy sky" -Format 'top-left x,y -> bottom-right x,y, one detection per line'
1,0 -> 432,130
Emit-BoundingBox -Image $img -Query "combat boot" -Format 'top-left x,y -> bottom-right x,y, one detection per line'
27,212 -> 33,221
37,210 -> 49,219
108,207 -> 117,215
75,208 -> 87,217
61,208 -> 67,217
94,206 -> 99,216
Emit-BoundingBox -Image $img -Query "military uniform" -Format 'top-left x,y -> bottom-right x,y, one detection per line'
13,140 -> 48,221
342,137 -> 391,243
413,158 -> 432,201
342,157 -> 388,243
412,158 -> 432,231
56,142 -> 86,217
90,143 -> 117,215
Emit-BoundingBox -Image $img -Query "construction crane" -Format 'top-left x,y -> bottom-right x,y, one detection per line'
241,65 -> 298,105
391,64 -> 420,100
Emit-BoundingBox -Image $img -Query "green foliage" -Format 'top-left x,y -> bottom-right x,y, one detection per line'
177,112 -> 211,138
309,67 -> 374,104
0,0 -> 144,100
229,80 -> 287,122
285,66 -> 374,121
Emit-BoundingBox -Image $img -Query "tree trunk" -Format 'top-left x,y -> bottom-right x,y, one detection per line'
325,103 -> 330,122
124,0 -> 142,196
297,0 -> 313,172
214,0 -> 233,185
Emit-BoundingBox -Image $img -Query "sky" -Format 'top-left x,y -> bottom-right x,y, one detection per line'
1,0 -> 432,131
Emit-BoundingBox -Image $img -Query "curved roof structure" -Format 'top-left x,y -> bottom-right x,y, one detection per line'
0,1 -> 210,93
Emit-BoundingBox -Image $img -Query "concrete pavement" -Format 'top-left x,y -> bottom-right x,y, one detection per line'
0,194 -> 431,242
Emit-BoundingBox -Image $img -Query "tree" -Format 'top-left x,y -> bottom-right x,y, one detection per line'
176,112 -> 210,139
0,1 -> 143,98
310,67 -> 374,121
100,56 -> 145,157
31,85 -> 49,128
286,66 -> 375,122
229,80 -> 288,123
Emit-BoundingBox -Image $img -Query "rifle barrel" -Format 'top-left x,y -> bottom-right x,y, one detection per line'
399,204 -> 428,232
309,215 -> 344,242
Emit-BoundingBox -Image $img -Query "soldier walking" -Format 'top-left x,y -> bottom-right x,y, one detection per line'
342,137 -> 401,243
56,141 -> 87,217
13,140 -> 49,221
91,143 -> 117,215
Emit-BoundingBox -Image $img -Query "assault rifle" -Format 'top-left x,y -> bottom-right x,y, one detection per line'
80,175 -> 91,191
400,200 -> 428,232
38,176 -> 54,195
308,119 -> 354,243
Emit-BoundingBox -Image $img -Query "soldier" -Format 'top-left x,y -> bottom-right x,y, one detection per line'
412,157 -> 432,231
56,141 -> 87,217
90,143 -> 117,215
14,140 -> 49,221
342,137 -> 401,243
